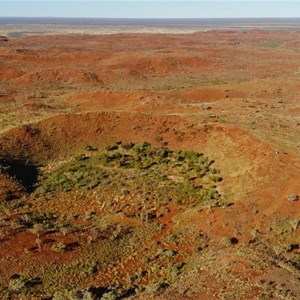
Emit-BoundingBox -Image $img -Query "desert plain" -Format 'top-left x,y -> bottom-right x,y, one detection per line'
0,28 -> 300,299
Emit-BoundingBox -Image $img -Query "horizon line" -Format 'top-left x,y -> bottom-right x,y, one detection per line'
1,16 -> 300,19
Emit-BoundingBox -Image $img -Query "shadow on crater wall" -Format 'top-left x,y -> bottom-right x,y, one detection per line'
0,159 -> 39,192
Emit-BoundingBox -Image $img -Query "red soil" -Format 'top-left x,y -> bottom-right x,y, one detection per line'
0,30 -> 299,299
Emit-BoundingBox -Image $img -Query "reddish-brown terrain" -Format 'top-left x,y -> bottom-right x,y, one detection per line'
0,30 -> 299,299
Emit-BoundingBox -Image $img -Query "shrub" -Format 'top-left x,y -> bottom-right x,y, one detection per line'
75,154 -> 89,161
85,145 -> 98,152
8,275 -> 26,291
51,242 -> 67,252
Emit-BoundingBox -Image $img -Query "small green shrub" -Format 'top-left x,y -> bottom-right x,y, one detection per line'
51,242 -> 67,252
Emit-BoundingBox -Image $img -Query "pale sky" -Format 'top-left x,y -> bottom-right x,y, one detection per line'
1,1 -> 300,18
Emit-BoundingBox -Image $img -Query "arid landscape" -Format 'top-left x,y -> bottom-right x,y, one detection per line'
0,28 -> 300,299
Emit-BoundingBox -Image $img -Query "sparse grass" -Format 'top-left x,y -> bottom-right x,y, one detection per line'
37,142 -> 222,207
0,30 -> 299,300
0,142 -> 224,299
254,40 -> 285,48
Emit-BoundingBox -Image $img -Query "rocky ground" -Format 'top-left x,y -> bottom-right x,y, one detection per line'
0,30 -> 299,299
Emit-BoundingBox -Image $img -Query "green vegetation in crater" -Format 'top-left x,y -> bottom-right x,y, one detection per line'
37,142 -> 223,205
